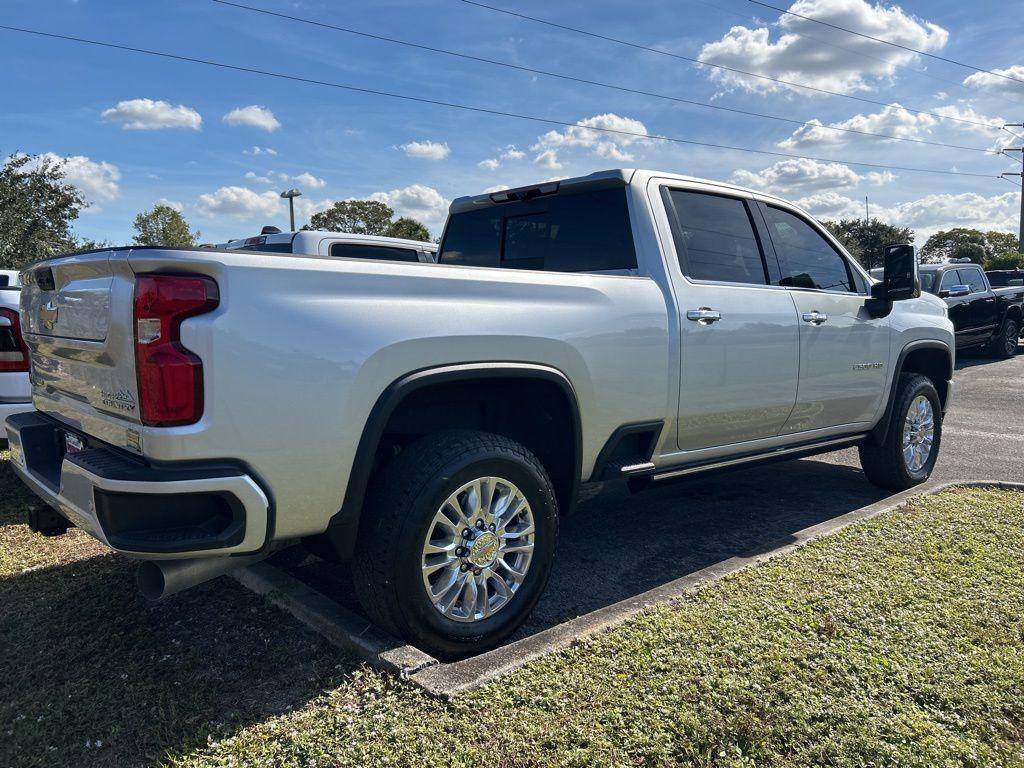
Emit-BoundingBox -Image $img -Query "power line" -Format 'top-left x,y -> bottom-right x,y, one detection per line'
686,0 -> 972,93
0,23 -> 1002,180
457,0 -> 999,129
749,0 -> 1024,89
212,0 -> 992,153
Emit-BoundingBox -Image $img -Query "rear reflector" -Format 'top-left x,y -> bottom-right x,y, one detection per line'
0,308 -> 30,373
133,275 -> 219,427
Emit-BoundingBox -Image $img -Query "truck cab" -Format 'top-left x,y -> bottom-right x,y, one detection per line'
919,260 -> 1022,356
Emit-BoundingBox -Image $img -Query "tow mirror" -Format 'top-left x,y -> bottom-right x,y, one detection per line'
881,243 -> 920,301
944,284 -> 970,298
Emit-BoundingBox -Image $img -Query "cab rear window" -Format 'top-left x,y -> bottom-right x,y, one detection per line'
439,187 -> 637,273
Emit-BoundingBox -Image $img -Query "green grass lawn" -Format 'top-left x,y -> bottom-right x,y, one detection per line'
2,451 -> 1023,768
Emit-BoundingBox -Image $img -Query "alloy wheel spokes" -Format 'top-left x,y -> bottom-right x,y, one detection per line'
421,475 -> 535,623
902,395 -> 935,472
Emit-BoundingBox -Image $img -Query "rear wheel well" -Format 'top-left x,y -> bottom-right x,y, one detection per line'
373,376 -> 580,516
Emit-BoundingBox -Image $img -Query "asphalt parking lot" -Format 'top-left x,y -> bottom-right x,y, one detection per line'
286,349 -> 1022,642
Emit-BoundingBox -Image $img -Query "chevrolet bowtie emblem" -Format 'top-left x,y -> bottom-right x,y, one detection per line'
40,301 -> 59,331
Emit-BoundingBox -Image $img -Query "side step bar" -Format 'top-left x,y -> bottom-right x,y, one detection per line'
628,435 -> 867,490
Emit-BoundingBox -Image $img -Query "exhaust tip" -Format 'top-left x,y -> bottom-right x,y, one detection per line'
136,561 -> 167,601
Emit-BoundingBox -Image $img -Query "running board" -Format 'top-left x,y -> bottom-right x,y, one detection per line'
645,435 -> 867,484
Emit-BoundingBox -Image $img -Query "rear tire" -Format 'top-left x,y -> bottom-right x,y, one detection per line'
859,373 -> 942,491
351,430 -> 558,660
990,316 -> 1020,359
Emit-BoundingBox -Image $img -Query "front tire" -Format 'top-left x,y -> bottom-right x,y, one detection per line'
859,373 -> 942,491
351,430 -> 558,660
990,316 -> 1020,359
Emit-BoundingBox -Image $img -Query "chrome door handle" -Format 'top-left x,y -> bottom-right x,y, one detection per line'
686,307 -> 721,325
802,310 -> 828,325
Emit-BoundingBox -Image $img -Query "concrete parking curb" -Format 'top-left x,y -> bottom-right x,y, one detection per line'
231,561 -> 437,677
235,480 -> 1024,698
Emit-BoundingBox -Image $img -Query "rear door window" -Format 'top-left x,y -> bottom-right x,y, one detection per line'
439,187 -> 637,273
960,266 -> 988,293
329,243 -> 420,262
662,189 -> 768,285
761,205 -> 857,293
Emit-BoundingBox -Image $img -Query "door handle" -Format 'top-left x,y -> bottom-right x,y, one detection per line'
802,310 -> 828,325
686,307 -> 721,325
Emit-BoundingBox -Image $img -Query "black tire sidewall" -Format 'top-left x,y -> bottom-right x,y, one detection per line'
388,452 -> 558,659
894,377 -> 942,483
1003,319 -> 1019,357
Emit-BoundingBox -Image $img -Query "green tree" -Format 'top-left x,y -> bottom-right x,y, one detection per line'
304,200 -> 431,240
820,218 -> 914,269
305,200 -> 395,235
0,153 -> 87,268
986,252 -> 1024,270
918,228 -> 1020,266
385,217 -> 430,242
132,204 -> 199,248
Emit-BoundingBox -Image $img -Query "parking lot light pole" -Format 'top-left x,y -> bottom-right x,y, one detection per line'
280,188 -> 302,231
1003,127 -> 1024,249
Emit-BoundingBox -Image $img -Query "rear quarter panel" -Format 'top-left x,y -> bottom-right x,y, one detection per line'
126,250 -> 671,540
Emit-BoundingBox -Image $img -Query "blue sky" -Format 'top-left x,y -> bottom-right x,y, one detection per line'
3,0 -> 1024,245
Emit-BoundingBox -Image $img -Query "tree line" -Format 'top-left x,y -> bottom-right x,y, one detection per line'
2,152 -> 1021,271
822,219 -> 1023,271
0,152 -> 432,269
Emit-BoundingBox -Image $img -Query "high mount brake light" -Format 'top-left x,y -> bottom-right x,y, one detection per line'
0,308 -> 30,373
133,274 -> 219,427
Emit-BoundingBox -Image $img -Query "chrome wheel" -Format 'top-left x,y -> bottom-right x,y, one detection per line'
902,395 -> 935,473
1005,322 -> 1019,356
420,476 -> 535,623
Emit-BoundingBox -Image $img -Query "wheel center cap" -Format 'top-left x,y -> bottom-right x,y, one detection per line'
467,531 -> 500,568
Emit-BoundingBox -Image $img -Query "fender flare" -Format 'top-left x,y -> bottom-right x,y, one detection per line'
870,340 -> 953,446
318,362 -> 583,560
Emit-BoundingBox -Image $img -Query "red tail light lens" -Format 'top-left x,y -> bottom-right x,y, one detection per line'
133,274 -> 219,426
0,307 -> 30,373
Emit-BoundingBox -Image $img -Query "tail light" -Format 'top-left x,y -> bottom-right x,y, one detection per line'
0,307 -> 30,373
133,274 -> 219,427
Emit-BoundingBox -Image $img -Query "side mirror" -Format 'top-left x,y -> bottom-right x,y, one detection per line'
947,284 -> 970,298
881,243 -> 920,301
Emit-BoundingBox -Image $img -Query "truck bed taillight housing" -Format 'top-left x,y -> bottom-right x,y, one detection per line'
0,308 -> 30,373
133,274 -> 219,427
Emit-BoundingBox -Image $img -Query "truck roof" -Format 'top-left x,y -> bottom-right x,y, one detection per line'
448,168 -> 794,215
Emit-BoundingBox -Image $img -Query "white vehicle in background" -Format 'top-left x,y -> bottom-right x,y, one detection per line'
0,269 -> 33,432
217,227 -> 438,263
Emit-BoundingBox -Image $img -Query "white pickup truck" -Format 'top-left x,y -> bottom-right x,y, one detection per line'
8,169 -> 954,658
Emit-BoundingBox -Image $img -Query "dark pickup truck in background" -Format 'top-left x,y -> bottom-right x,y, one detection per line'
871,260 -> 1023,356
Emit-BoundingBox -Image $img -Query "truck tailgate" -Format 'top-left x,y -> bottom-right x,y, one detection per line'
20,250 -> 144,452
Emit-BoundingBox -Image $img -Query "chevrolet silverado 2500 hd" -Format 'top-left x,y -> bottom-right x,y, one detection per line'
8,169 -> 954,658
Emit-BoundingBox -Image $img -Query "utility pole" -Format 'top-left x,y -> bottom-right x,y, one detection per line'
1003,124 -> 1024,249
864,196 -> 869,223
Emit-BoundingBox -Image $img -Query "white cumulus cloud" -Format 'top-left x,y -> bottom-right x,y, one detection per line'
292,172 -> 327,189
153,198 -> 183,212
244,146 -> 278,156
223,105 -> 281,132
101,98 -> 202,130
195,186 -> 282,218
534,150 -> 563,170
698,0 -> 948,95
478,158 -> 501,171
533,113 -> 648,162
778,103 -> 937,148
731,157 -> 889,193
963,65 -> 1024,95
370,184 -> 450,231
31,153 -> 120,208
399,140 -> 450,160
245,171 -> 273,184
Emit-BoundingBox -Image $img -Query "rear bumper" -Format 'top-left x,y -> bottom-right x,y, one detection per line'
6,411 -> 270,559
